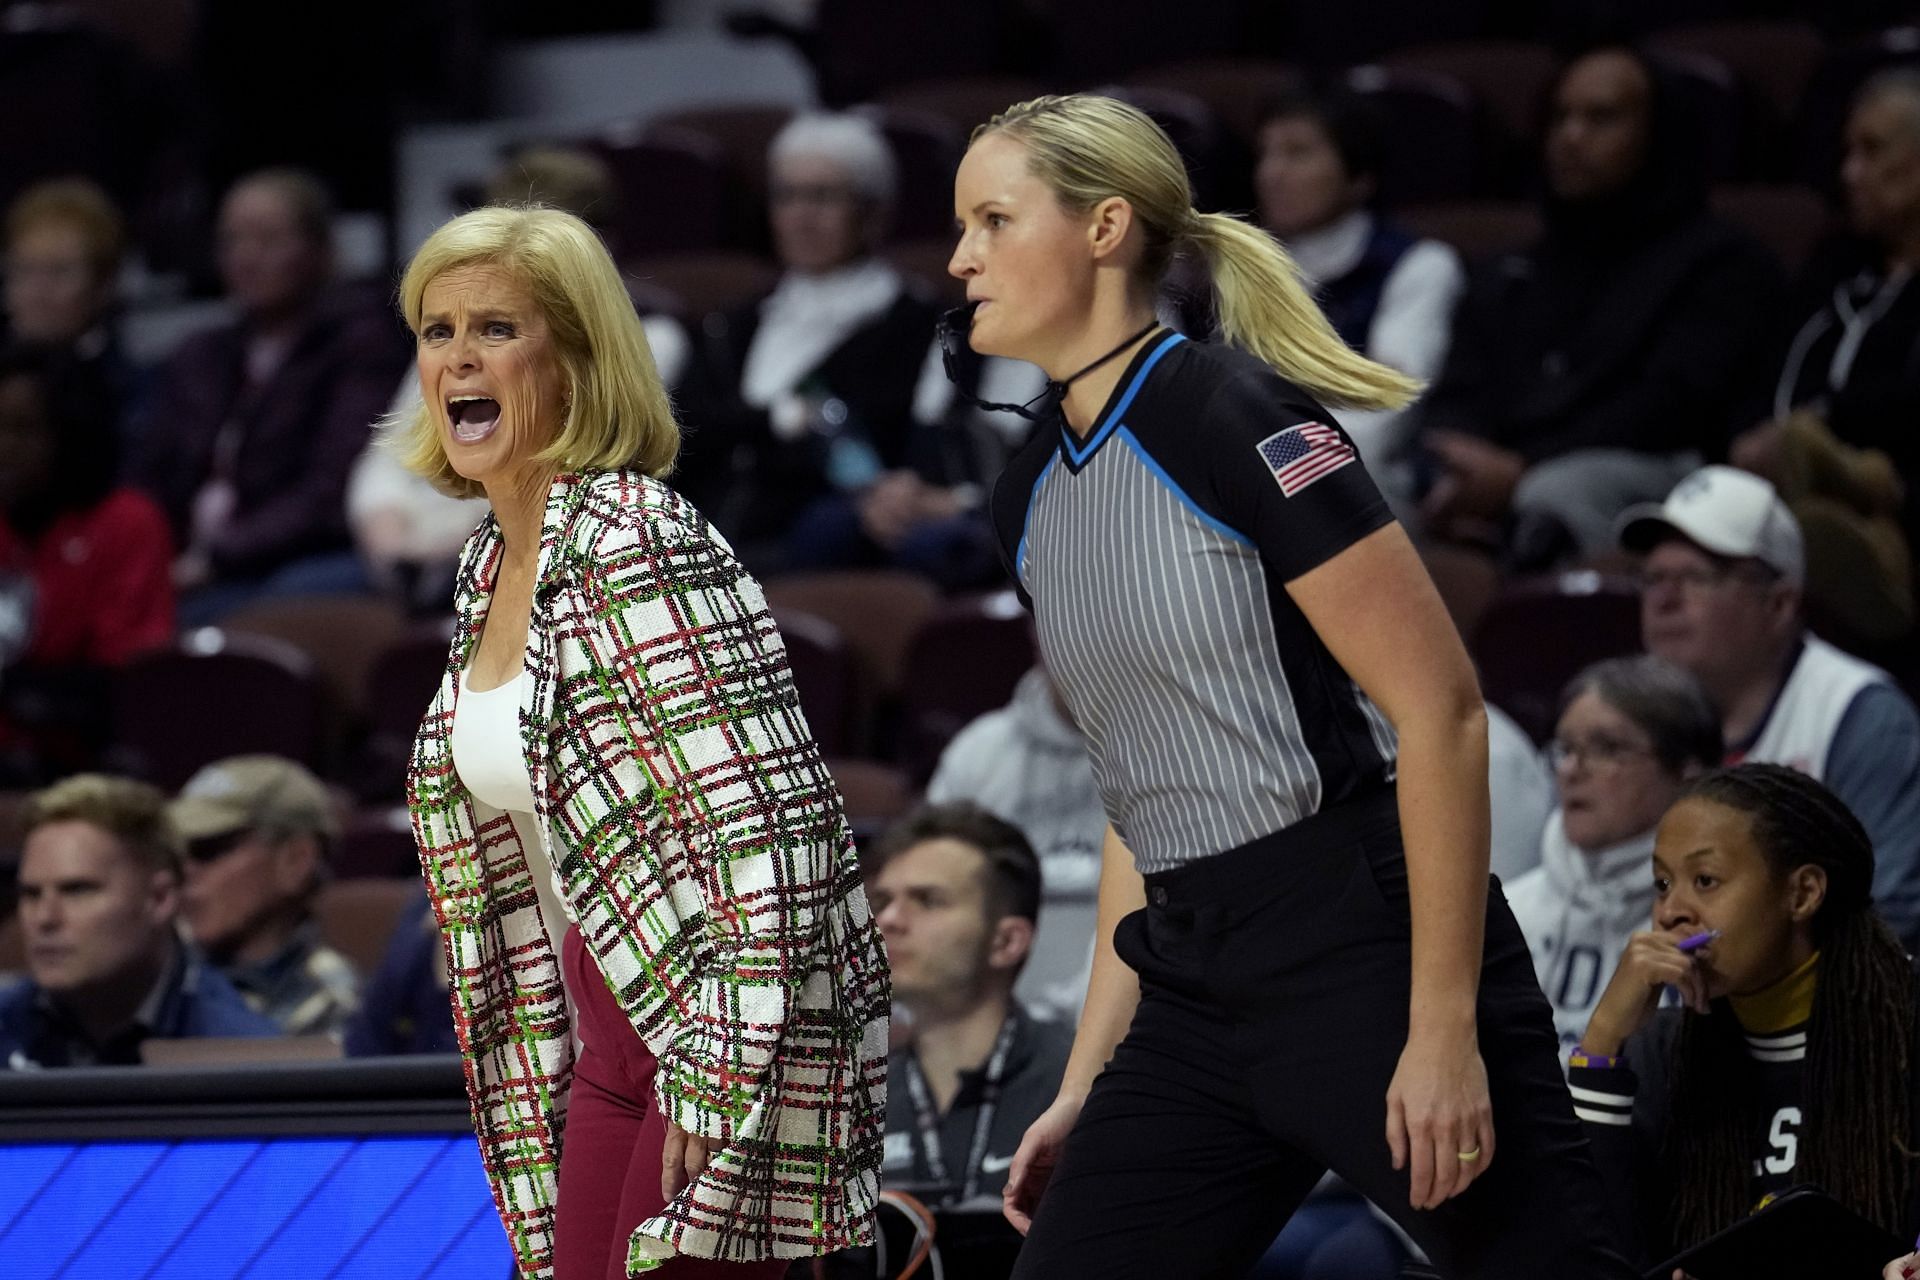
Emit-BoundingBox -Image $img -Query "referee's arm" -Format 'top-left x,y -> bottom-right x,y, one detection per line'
1289,519 -> 1495,1210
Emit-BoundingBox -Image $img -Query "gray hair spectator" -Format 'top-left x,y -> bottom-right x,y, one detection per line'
672,110 -> 967,582
1505,655 -> 1723,1064
0,774 -> 275,1068
1619,465 -> 1920,948
770,111 -> 898,216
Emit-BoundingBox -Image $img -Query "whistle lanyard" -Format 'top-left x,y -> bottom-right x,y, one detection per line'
900,1012 -> 1020,1202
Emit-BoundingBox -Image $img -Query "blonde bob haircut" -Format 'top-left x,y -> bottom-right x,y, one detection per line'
393,205 -> 679,498
975,95 -> 1421,412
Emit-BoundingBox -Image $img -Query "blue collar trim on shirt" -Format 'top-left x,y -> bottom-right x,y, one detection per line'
1115,428 -> 1253,548
1060,331 -> 1186,470
1013,452 -> 1059,589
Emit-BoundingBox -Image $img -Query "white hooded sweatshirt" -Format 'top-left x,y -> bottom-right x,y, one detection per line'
1504,810 -> 1658,1068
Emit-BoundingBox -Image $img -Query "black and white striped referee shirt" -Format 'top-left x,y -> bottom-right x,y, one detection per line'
989,332 -> 1400,875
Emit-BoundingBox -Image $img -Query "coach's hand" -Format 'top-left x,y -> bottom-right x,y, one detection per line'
1386,1028 -> 1496,1210
1003,1089 -> 1084,1235
662,1122 -> 720,1201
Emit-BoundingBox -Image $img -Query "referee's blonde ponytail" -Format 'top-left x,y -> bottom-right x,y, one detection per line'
976,94 -> 1421,412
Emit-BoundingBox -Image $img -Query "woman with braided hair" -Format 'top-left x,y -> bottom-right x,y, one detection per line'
949,93 -> 1637,1277
1573,762 -> 1920,1271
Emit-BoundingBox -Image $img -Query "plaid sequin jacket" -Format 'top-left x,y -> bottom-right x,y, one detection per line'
407,469 -> 889,1276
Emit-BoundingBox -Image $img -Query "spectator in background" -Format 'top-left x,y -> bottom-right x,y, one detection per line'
3,179 -> 138,428
1254,84 -> 1465,479
170,755 -> 358,1039
926,662 -> 1104,1016
0,347 -> 172,784
1732,68 -> 1920,651
674,112 -> 955,577
927,663 -> 1103,893
342,887 -> 457,1056
1570,765 -> 1920,1267
349,146 -> 693,613
868,804 -> 1073,1206
1417,44 -> 1779,568
1505,655 -> 1722,1065
1484,699 -> 1556,884
1621,465 -> 1920,948
131,168 -> 409,624
0,774 -> 275,1069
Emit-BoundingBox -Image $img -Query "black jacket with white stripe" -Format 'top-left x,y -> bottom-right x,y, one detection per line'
1568,985 -> 1920,1268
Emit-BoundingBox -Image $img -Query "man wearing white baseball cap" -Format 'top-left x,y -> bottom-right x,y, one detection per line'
1619,465 -> 1920,945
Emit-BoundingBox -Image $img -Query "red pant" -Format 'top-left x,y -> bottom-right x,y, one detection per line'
554,926 -> 792,1280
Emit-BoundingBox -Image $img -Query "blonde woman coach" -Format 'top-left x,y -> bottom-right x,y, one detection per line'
397,206 -> 888,1278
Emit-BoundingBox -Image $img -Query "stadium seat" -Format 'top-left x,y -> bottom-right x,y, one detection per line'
763,570 -> 942,756
1384,41 -> 1556,195
825,757 -> 919,841
769,607 -> 862,758
1710,183 -> 1834,275
316,878 -> 426,981
1131,58 -> 1302,147
814,0 -> 1004,105
1399,199 -> 1541,265
586,125 -> 731,257
335,805 -> 421,880
1470,573 -> 1643,744
879,78 -> 1050,140
354,619 -> 455,803
222,594 -> 408,729
111,631 -> 327,791
859,106 -> 967,244
898,590 -> 1036,783
1346,65 -> 1477,204
623,250 -> 780,320
649,104 -> 795,250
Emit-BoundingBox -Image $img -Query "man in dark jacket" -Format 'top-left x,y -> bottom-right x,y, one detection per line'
1417,44 -> 1782,568
129,168 -> 408,624
1,774 -> 276,1069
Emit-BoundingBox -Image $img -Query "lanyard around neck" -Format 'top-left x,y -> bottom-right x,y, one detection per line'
901,1011 -> 1020,1203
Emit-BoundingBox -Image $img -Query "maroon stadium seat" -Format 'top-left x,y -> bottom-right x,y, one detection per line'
1471,573 -> 1644,744
898,590 -> 1037,783
587,125 -> 731,258
1346,65 -> 1477,204
111,630 -> 327,791
769,607 -> 861,759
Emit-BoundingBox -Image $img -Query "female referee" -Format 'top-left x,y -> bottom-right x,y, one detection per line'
949,94 -> 1638,1278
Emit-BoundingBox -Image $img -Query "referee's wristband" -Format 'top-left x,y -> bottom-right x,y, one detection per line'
1569,1046 -> 1624,1069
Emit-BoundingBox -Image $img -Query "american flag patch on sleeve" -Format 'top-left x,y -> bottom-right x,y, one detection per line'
1255,422 -> 1356,497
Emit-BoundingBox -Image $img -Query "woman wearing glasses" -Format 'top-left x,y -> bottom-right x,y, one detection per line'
1504,656 -> 1723,1066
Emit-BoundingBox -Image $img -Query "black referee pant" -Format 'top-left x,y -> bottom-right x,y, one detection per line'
1009,788 -> 1638,1279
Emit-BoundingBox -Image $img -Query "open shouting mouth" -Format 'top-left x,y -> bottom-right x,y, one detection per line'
448,394 -> 502,443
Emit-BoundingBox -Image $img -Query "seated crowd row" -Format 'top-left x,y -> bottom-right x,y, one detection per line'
1,698 -> 1914,1275
6,45 -> 1920,783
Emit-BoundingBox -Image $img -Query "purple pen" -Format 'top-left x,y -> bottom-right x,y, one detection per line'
1676,929 -> 1720,953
